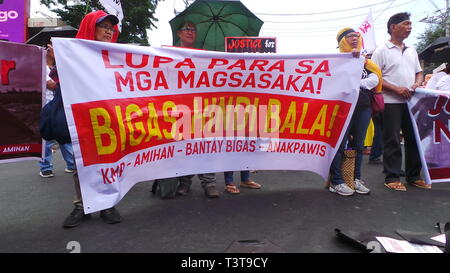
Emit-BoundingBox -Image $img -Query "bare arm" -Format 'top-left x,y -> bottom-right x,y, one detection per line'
411,71 -> 424,91
382,79 -> 413,100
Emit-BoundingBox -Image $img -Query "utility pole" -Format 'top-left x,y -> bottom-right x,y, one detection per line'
446,0 -> 449,36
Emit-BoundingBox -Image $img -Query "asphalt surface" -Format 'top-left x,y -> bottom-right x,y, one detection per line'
0,150 -> 449,253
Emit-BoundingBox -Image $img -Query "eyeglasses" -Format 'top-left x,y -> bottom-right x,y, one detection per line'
180,27 -> 196,33
345,33 -> 360,39
97,24 -> 117,33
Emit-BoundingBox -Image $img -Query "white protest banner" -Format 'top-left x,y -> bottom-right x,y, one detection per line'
99,0 -> 124,31
358,10 -> 376,55
52,38 -> 363,213
408,88 -> 450,184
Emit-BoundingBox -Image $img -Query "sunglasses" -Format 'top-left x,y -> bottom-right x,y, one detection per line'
345,33 -> 360,38
180,27 -> 196,33
97,24 -> 117,33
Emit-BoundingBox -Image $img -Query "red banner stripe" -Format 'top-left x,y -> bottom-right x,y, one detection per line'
429,167 -> 450,180
0,144 -> 42,155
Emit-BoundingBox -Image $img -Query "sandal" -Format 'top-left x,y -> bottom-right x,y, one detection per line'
409,179 -> 431,189
240,180 -> 261,189
225,184 -> 240,194
384,181 -> 407,191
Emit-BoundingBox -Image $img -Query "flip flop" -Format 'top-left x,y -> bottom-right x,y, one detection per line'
240,180 -> 261,189
225,184 -> 240,194
384,181 -> 407,191
409,179 -> 431,189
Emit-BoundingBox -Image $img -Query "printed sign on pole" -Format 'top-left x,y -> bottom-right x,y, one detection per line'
225,37 -> 276,53
358,10 -> 376,55
0,0 -> 28,43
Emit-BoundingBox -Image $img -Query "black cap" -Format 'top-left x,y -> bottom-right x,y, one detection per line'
96,14 -> 119,25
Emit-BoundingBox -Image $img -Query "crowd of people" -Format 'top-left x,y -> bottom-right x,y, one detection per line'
39,10 -> 447,229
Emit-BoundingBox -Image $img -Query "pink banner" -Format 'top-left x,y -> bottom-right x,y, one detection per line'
0,0 -> 29,43
0,41 -> 44,162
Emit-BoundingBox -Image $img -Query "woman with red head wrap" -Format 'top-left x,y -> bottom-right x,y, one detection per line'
47,10 -> 122,228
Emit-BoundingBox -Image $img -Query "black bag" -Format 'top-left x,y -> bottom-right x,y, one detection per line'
151,178 -> 179,199
39,85 -> 71,144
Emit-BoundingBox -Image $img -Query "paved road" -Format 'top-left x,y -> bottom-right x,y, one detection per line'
0,151 -> 449,253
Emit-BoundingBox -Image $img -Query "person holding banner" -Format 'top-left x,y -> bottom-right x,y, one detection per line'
48,10 -> 124,228
159,21 -> 220,199
177,21 -> 197,48
328,28 -> 382,196
371,12 -> 428,191
39,42 -> 75,178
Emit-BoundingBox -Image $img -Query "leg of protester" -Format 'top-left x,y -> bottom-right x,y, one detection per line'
329,125 -> 355,196
349,107 -> 372,194
63,159 -> 122,228
369,114 -> 383,164
39,140 -> 55,178
240,170 -> 261,189
224,171 -> 240,194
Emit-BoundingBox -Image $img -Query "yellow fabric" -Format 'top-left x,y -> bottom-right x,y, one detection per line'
336,27 -> 354,42
336,27 -> 382,148
337,30 -> 362,53
337,28 -> 383,94
364,119 -> 374,146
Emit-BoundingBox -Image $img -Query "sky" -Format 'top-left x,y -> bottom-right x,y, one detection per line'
31,0 -> 448,54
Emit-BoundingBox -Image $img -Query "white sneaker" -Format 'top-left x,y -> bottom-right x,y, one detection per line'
39,170 -> 54,178
354,179 -> 370,194
329,183 -> 354,196
64,168 -> 75,173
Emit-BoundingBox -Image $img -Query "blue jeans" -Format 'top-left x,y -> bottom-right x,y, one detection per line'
369,114 -> 383,161
349,107 -> 372,179
330,106 -> 372,185
224,171 -> 250,185
39,140 -> 75,172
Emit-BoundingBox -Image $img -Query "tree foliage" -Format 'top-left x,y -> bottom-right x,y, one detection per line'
40,0 -> 162,45
415,22 -> 446,53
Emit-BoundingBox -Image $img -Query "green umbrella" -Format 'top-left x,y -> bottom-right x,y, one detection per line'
169,0 -> 263,52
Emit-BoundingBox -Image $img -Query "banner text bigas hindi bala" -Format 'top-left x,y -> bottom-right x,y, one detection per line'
72,51 -> 349,166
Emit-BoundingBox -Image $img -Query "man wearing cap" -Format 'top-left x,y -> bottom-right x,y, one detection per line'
371,12 -> 428,191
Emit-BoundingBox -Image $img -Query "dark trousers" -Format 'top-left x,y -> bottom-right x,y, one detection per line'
382,103 -> 422,183
369,113 -> 383,161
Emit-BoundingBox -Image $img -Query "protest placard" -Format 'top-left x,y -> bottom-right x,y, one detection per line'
53,38 -> 363,212
0,41 -> 44,163
408,88 -> 450,184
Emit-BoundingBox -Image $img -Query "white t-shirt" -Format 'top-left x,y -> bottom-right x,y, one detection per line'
436,74 -> 450,91
371,40 -> 422,104
426,71 -> 446,90
45,66 -> 54,104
